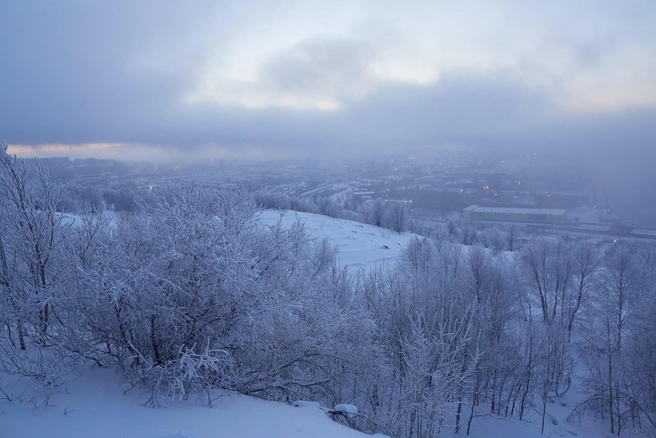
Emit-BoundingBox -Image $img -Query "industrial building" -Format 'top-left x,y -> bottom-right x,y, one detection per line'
463,205 -> 567,222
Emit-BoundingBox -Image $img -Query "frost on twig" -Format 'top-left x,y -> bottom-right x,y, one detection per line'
131,344 -> 234,408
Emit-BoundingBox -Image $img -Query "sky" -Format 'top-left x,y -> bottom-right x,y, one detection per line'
1,1 -> 656,221
1,0 -> 654,159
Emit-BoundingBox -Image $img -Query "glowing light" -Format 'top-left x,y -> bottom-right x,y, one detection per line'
8,142 -> 126,155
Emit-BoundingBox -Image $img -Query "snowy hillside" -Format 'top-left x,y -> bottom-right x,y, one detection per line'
0,209 -> 648,438
257,209 -> 418,269
257,211 -> 610,438
2,210 -> 408,438
1,367 -> 369,438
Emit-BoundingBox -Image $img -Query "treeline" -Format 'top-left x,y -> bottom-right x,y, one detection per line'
56,183 -> 139,213
255,192 -> 420,234
1,145 -> 656,437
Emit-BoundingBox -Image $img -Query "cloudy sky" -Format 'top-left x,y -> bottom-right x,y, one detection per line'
1,0 -> 655,168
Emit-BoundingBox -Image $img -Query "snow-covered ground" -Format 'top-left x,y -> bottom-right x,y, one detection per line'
462,384 -> 609,438
257,209 -> 417,269
1,366 -> 368,438
0,210 -> 616,437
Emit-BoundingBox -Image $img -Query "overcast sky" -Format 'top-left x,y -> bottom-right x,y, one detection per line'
1,1 -> 655,169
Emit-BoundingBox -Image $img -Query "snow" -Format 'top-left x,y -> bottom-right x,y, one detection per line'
293,400 -> 330,413
293,400 -> 324,409
1,367 -> 368,438
332,403 -> 358,419
256,209 -> 417,269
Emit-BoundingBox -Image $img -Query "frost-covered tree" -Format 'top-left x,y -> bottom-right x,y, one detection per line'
364,200 -> 387,227
573,242 -> 636,434
387,203 -> 408,233
0,143 -> 66,346
520,237 -> 573,324
54,182 -> 378,407
564,243 -> 599,340
0,143 -> 78,406
359,236 -> 483,437
506,223 -> 519,252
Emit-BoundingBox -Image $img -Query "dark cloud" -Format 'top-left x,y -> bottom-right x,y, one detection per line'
0,0 -> 213,143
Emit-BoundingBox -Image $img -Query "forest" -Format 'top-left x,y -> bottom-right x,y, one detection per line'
1,144 -> 656,437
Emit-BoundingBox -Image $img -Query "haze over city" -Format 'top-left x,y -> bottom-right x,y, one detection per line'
2,0 -> 655,224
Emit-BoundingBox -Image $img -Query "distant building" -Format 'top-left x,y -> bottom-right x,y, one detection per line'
463,205 -> 567,222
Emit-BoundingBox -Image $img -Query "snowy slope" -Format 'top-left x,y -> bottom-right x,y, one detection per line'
256,211 -> 614,438
1,366 -> 369,438
257,209 -> 417,269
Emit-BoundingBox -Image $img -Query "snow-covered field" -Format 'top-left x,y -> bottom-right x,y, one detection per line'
257,209 -> 417,269
0,211 -> 616,438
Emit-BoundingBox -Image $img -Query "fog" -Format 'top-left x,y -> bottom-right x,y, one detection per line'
1,0 -> 655,224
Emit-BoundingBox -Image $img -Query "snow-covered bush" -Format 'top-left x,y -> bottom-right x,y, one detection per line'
134,344 -> 233,407
52,182 -> 378,407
